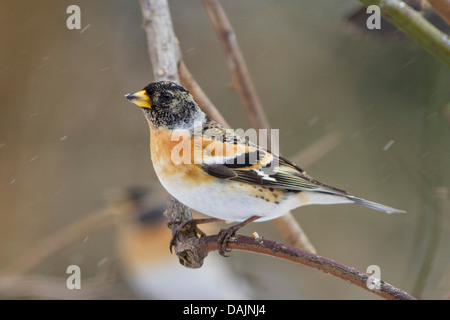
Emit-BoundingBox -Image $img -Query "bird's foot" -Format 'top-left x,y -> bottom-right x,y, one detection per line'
217,216 -> 260,257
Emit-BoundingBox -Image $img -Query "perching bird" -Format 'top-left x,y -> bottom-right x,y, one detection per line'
125,81 -> 404,253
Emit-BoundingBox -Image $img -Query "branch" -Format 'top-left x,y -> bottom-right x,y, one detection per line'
359,0 -> 450,66
203,236 -> 415,300
200,0 -> 316,253
166,197 -> 415,300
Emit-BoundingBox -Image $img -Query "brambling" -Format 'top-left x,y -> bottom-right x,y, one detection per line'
125,81 -> 404,253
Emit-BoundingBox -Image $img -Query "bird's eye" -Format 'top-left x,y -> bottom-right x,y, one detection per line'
162,92 -> 173,103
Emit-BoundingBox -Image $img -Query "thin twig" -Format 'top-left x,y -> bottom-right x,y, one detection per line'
359,0 -> 450,66
200,0 -> 271,134
200,0 -> 316,253
201,235 -> 415,300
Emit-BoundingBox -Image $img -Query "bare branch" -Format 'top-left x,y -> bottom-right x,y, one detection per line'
203,235 -> 415,300
165,198 -> 414,300
200,0 -> 271,133
165,196 -> 415,300
206,235 -> 415,300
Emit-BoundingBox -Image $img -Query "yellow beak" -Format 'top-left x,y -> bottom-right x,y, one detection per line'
125,90 -> 152,109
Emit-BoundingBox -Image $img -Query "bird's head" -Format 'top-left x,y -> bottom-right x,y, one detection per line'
125,81 -> 203,130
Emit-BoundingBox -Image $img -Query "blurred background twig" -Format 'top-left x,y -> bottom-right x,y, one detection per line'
358,0 -> 450,66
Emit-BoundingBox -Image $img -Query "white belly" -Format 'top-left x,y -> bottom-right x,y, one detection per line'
153,160 -> 352,222
157,174 -> 299,222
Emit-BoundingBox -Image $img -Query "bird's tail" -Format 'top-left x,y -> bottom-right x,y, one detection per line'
347,196 -> 405,214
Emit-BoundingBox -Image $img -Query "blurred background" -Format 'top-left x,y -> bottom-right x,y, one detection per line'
0,0 -> 449,299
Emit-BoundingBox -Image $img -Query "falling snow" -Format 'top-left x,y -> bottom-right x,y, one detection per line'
442,35 -> 450,46
94,40 -> 105,47
97,257 -> 108,266
80,24 -> 91,34
383,140 -> 395,151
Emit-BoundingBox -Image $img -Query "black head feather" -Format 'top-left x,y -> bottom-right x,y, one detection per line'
141,81 -> 202,130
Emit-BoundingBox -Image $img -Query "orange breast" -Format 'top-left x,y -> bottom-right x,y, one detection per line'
149,125 -> 215,185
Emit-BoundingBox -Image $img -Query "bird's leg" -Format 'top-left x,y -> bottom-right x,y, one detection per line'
217,215 -> 261,257
169,218 -> 224,253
